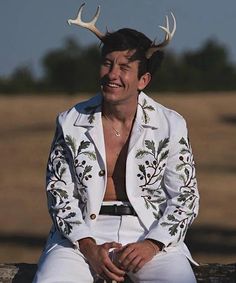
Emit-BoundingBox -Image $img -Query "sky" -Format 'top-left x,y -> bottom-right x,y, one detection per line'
0,0 -> 236,78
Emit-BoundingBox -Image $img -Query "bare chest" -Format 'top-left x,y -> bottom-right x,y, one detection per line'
103,128 -> 129,177
101,114 -> 134,200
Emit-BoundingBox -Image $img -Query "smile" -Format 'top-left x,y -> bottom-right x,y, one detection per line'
106,82 -> 122,88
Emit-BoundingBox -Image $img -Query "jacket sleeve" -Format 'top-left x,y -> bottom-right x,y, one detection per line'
146,117 -> 199,248
46,116 -> 93,244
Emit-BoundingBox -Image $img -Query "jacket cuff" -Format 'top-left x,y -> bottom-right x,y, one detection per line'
145,228 -> 175,249
64,223 -> 93,244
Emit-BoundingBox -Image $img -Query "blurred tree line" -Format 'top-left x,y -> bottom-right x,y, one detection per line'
1,37 -> 236,94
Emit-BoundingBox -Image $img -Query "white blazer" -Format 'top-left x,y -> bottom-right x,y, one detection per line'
46,91 -> 199,256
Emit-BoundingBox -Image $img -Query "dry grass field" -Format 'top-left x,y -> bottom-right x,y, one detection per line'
0,92 -> 236,264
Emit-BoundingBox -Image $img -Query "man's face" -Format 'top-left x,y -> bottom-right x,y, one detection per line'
100,50 -> 150,105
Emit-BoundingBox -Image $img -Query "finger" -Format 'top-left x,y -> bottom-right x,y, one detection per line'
119,251 -> 139,271
118,244 -> 136,264
133,258 -> 146,273
125,255 -> 141,272
102,266 -> 125,282
104,257 -> 126,276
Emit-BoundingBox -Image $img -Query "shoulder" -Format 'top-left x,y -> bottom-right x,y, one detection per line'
57,93 -> 102,125
139,92 -> 187,128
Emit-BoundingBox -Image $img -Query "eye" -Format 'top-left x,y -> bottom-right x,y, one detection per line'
102,60 -> 112,67
120,64 -> 130,71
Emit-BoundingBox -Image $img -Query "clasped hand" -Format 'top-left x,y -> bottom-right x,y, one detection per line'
79,238 -> 159,282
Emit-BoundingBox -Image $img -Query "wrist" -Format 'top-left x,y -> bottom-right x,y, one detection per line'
77,237 -> 97,255
145,239 -> 164,255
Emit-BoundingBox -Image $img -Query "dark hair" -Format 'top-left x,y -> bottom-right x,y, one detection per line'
101,28 -> 164,79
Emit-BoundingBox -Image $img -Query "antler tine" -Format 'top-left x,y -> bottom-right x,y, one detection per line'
158,12 -> 176,46
67,3 -> 105,41
145,12 -> 176,59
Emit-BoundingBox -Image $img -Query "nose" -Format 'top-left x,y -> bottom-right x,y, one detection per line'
107,64 -> 119,80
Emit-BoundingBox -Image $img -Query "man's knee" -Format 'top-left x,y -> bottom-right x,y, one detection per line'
129,251 -> 196,283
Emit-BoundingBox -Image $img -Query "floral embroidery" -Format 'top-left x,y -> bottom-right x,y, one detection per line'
177,137 -> 198,210
47,134 -> 96,235
138,98 -> 155,124
160,137 -> 198,241
84,103 -> 101,124
47,136 -> 80,235
136,138 -> 169,216
47,138 -> 68,203
65,135 -> 97,215
65,136 -> 96,181
56,210 -> 81,235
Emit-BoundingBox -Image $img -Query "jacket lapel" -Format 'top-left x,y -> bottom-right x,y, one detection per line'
73,94 -> 106,164
128,92 -> 159,154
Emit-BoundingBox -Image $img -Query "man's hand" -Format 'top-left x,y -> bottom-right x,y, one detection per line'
79,238 -> 126,282
114,240 -> 161,273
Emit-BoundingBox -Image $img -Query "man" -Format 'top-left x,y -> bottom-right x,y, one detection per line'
33,4 -> 199,283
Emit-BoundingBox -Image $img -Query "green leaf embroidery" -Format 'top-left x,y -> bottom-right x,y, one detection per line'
135,150 -> 150,158
176,164 -> 185,171
145,140 -> 156,156
56,161 -> 62,174
153,211 -> 162,220
159,150 -> 169,162
178,194 -> 187,202
84,103 -> 101,124
144,198 -> 150,209
56,189 -> 69,199
160,222 -> 172,227
139,99 -> 155,124
151,197 -> 166,204
77,140 -> 90,154
149,201 -> 158,210
167,214 -> 178,222
63,222 -> 73,235
169,223 -> 179,236
82,151 -> 97,160
184,168 -> 190,179
64,212 -> 76,219
83,165 -> 92,176
179,137 -> 188,147
65,135 -> 76,156
157,138 -> 169,154
59,167 -> 66,178
138,164 -> 146,175
180,148 -> 190,155
145,105 -> 155,111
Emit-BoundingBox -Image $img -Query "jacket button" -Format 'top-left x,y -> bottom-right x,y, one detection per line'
98,170 -> 105,176
90,214 -> 96,220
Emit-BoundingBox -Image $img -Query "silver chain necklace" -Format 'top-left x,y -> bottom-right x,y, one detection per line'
111,126 -> 121,137
103,114 -> 121,137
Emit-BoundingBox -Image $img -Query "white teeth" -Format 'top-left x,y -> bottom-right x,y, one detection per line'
107,83 -> 120,88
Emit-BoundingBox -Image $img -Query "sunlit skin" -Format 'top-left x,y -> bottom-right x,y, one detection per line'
100,50 -> 151,201
78,50 -> 161,282
100,49 -> 150,106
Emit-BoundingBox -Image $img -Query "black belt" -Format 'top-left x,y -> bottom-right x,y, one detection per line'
99,205 -> 137,216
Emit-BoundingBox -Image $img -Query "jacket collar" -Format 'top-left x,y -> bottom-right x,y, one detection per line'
73,93 -> 103,128
73,91 -> 159,130
136,91 -> 159,130
73,91 -> 159,158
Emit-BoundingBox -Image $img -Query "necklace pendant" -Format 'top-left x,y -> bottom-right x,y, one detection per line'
115,132 -> 121,137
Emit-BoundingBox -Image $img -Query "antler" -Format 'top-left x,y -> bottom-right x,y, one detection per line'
145,12 -> 176,59
67,3 -> 105,41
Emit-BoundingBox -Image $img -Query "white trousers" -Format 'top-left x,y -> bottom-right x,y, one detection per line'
33,214 -> 196,283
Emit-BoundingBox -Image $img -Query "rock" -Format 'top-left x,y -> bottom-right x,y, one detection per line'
193,263 -> 236,283
0,263 -> 235,283
0,263 -> 37,283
